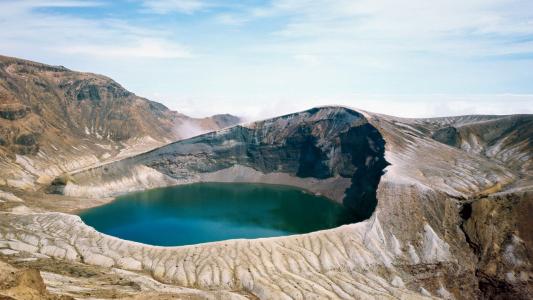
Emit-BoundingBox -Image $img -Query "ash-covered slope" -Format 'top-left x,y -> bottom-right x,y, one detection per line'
0,55 -> 240,189
427,115 -> 532,174
0,106 -> 530,299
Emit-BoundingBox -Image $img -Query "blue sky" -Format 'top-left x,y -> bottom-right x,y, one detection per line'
1,0 -> 532,119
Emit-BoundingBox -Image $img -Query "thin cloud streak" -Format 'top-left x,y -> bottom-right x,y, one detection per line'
59,39 -> 192,59
9,0 -> 105,9
220,0 -> 533,58
140,0 -> 209,14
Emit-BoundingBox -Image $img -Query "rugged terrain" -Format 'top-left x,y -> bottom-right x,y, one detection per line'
0,55 -> 239,190
0,58 -> 531,299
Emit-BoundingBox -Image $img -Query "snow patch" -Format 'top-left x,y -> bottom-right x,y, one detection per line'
391,276 -> 404,288
422,223 -> 451,263
503,235 -> 525,267
437,285 -> 454,299
408,243 -> 420,264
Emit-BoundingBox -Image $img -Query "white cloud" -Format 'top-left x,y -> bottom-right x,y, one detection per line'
0,1 -> 192,61
141,0 -> 207,14
154,92 -> 533,120
266,0 -> 533,37
219,0 -> 533,58
293,54 -> 320,66
215,13 -> 248,25
60,38 -> 191,59
12,0 -> 105,9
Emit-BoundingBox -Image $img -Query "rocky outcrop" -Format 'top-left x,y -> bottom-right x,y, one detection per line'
461,192 -> 532,299
0,103 -> 30,120
210,114 -> 242,129
0,260 -> 73,300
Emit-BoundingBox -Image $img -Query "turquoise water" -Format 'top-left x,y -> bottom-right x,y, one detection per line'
79,182 -> 354,246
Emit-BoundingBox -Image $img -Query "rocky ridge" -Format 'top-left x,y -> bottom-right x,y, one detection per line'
0,55 -> 240,190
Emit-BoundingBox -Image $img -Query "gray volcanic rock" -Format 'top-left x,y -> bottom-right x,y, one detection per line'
0,103 -> 30,120
432,126 -> 461,148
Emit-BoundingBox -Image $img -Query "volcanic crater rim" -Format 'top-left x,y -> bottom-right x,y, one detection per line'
49,107 -> 389,246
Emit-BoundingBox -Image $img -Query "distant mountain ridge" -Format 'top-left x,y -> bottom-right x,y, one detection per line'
0,54 -> 240,188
